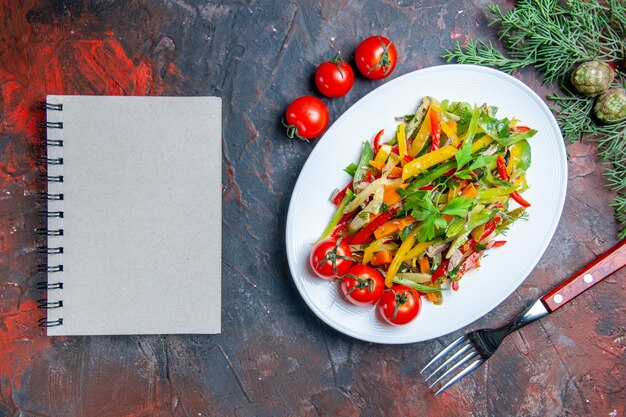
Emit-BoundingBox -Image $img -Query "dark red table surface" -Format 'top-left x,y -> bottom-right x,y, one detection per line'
0,1 -> 624,416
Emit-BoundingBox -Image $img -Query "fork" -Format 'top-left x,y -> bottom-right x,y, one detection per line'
422,239 -> 626,395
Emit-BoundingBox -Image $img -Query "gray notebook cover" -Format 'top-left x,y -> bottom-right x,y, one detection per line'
44,95 -> 222,336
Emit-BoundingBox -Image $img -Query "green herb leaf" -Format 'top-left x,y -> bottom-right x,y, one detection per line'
447,101 -> 473,134
403,190 -> 437,221
468,154 -> 496,171
455,138 -> 473,170
479,113 -> 510,140
442,196 -> 473,217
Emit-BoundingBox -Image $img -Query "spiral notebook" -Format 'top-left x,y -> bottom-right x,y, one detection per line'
39,95 -> 222,336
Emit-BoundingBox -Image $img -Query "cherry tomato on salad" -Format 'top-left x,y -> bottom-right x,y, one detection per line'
340,264 -> 384,306
315,52 -> 355,98
284,96 -> 330,140
309,237 -> 353,279
355,36 -> 397,80
378,285 -> 421,325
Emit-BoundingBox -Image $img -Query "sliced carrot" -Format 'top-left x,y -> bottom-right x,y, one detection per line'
383,183 -> 408,206
461,183 -> 478,199
387,167 -> 402,179
373,216 -> 416,240
371,250 -> 393,266
369,160 -> 385,171
418,256 -> 430,274
426,292 -> 437,302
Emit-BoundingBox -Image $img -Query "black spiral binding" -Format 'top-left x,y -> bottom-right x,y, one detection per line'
38,137 -> 63,147
38,174 -> 64,183
37,101 -> 64,328
37,102 -> 63,111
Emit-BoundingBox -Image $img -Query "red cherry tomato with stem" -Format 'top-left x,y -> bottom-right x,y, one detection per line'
340,264 -> 384,306
284,96 -> 330,140
355,36 -> 398,80
315,52 -> 355,98
378,285 -> 421,325
309,237 -> 353,279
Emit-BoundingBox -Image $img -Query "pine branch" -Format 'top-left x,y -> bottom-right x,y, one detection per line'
443,0 -> 626,238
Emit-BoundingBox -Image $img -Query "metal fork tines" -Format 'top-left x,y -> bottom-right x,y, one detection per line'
421,334 -> 486,395
421,299 -> 549,395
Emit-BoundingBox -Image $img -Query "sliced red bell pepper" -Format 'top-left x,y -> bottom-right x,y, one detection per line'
431,259 -> 449,283
443,168 -> 456,177
332,182 -> 354,206
337,208 -> 359,226
468,215 -> 502,250
350,206 -> 400,245
511,191 -> 531,207
496,154 -> 509,181
429,110 -> 441,151
492,240 -> 507,247
497,155 -> 531,207
330,222 -> 350,239
480,215 -> 501,241
364,169 -> 376,183
372,129 -> 385,155
419,185 -> 435,191
403,155 -> 414,163
457,251 -> 482,279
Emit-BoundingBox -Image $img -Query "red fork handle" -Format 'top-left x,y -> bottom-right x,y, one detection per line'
541,239 -> 626,313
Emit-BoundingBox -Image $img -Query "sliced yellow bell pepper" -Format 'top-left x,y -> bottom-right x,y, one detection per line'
385,227 -> 419,287
403,135 -> 494,182
397,123 -> 407,162
402,145 -> 457,180
403,240 -> 431,261
472,136 -> 493,153
374,144 -> 391,165
447,184 -> 458,205
369,160 -> 385,171
470,223 -> 486,242
362,239 -> 384,265
440,120 -> 459,147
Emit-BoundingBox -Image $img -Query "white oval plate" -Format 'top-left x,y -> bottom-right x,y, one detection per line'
285,65 -> 567,344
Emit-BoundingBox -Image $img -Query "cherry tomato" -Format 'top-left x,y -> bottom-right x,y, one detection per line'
340,265 -> 384,306
378,285 -> 421,325
355,36 -> 398,80
309,238 -> 353,279
284,96 -> 329,140
315,52 -> 355,98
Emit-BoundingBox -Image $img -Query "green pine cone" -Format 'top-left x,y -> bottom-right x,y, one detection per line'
594,87 -> 626,124
570,61 -> 615,97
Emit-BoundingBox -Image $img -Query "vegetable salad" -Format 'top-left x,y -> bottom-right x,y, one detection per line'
316,96 -> 536,305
